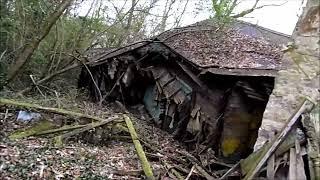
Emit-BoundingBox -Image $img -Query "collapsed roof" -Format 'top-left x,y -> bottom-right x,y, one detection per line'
87,19 -> 290,77
79,20 -> 290,162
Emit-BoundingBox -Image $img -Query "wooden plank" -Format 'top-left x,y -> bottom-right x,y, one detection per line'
241,131 -> 305,175
289,148 -> 297,180
295,138 -> 307,180
267,132 -> 275,180
205,67 -> 278,77
124,115 -> 155,179
267,147 -> 275,179
162,80 -> 181,98
243,100 -> 311,180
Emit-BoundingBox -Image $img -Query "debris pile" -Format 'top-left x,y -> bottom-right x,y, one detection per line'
238,100 -> 319,179
79,23 -> 283,162
1,98 -> 318,179
0,98 -> 237,179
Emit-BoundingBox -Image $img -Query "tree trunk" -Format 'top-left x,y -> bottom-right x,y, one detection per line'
6,0 -> 74,84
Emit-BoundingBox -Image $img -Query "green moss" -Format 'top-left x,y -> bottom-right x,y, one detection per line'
53,136 -> 63,147
221,137 -> 240,157
9,120 -> 56,140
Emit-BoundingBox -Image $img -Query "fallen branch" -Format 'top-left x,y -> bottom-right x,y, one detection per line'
54,116 -> 120,146
9,120 -> 56,140
185,165 -> 195,180
0,98 -> 105,122
35,124 -> 87,136
19,62 -> 80,95
194,165 -> 216,180
123,114 -> 154,179
220,162 -> 240,180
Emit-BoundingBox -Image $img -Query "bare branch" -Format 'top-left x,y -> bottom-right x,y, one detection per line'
232,0 -> 288,18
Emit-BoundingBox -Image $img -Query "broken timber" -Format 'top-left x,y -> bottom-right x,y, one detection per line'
242,99 -> 314,179
0,98 -> 107,122
54,116 -> 119,147
124,114 -> 155,179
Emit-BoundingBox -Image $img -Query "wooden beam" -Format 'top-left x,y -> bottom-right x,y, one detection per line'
243,100 -> 313,180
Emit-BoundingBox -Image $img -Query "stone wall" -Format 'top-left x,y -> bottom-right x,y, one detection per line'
254,0 -> 320,150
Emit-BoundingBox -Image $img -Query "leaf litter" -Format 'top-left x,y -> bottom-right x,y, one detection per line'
0,99 -> 195,179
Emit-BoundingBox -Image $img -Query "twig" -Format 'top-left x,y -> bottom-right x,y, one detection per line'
99,72 -> 125,106
162,160 -> 184,180
185,165 -> 195,180
74,56 -> 103,102
0,49 -> 7,62
4,109 -> 9,120
232,0 -> 288,18
29,75 -> 46,98
177,150 -> 217,179
19,62 -> 81,95
194,165 -> 216,180
219,162 -> 240,180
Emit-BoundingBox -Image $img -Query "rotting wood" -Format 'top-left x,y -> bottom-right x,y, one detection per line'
35,124 -> 87,136
243,100 -> 313,180
123,114 -> 154,179
9,120 -> 56,140
54,116 -> 120,147
0,98 -> 106,122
